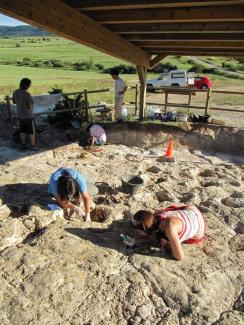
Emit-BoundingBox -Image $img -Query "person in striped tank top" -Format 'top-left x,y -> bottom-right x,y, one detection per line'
132,205 -> 206,261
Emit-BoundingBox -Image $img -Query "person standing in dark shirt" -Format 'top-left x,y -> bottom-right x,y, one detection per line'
13,78 -> 37,150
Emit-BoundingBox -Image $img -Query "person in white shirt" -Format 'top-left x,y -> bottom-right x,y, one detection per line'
110,69 -> 127,121
86,123 -> 106,147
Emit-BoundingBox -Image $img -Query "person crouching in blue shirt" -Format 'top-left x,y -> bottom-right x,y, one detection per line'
48,167 -> 98,221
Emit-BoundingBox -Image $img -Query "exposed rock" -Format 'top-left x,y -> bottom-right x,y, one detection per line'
0,218 -> 28,252
0,137 -> 243,324
222,197 -> 244,208
35,214 -> 56,231
0,204 -> 11,221
147,166 -> 161,174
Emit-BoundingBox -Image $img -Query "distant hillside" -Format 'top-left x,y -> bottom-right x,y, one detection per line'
0,25 -> 52,37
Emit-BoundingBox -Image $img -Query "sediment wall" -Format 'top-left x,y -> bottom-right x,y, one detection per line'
101,122 -> 244,155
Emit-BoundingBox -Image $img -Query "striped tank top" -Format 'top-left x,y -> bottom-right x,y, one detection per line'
156,205 -> 206,243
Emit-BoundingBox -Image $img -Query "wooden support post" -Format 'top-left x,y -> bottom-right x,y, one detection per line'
188,92 -> 192,106
136,66 -> 147,120
6,95 -> 13,125
205,87 -> 211,115
164,91 -> 168,114
134,83 -> 139,116
84,89 -> 89,121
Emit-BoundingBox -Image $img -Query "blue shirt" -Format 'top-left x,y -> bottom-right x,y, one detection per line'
48,167 -> 87,196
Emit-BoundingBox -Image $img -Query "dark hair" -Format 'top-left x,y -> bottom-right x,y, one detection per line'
57,171 -> 80,201
110,68 -> 119,76
133,210 -> 156,233
86,123 -> 93,132
19,78 -> 31,89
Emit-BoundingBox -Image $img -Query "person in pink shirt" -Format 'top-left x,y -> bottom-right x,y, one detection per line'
132,205 -> 206,261
86,123 -> 106,147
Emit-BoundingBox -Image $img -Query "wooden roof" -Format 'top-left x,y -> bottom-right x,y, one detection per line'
1,1 -> 244,68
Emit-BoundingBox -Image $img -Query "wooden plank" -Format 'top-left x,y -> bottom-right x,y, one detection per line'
126,33 -> 244,41
150,54 -> 166,69
137,41 -> 244,48
89,5 -> 244,24
0,0 -> 150,67
147,48 -> 244,56
109,22 -> 244,34
67,0 -> 244,11
145,102 -> 244,113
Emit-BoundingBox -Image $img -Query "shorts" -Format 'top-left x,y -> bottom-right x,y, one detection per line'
95,137 -> 105,146
19,119 -> 35,135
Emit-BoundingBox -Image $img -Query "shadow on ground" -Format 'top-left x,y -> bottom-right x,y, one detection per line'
65,219 -> 173,259
0,183 -> 50,216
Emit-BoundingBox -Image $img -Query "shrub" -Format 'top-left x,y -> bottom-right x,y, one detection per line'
22,57 -> 32,65
202,68 -> 216,74
189,63 -> 205,73
95,63 -> 104,70
50,59 -> 64,68
103,64 -> 136,74
48,85 -> 63,94
15,43 -> 21,47
222,62 -> 236,72
149,62 -> 178,73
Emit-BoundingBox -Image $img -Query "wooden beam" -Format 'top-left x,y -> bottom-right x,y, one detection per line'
125,33 -> 244,41
0,0 -> 150,67
150,54 -> 167,69
137,41 -> 244,48
136,65 -> 147,120
88,5 -> 244,24
67,0 -> 244,11
149,50 -> 244,57
108,22 -> 244,34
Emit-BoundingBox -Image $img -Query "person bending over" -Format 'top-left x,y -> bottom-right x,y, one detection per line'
86,123 -> 106,147
132,205 -> 206,261
48,167 -> 98,221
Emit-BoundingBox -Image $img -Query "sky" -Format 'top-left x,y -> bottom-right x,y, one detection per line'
0,14 -> 27,26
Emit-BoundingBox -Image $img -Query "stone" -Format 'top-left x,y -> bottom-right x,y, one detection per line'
35,214 -> 56,231
222,197 -> 244,208
147,166 -> 161,174
156,191 -> 174,202
0,218 -> 28,252
135,304 -> 154,319
0,204 -> 11,221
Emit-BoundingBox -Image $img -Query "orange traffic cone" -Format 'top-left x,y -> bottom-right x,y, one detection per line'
164,139 -> 174,160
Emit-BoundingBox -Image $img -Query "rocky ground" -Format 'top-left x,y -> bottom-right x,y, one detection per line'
0,123 -> 243,325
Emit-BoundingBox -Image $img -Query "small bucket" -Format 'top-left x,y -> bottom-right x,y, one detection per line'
121,174 -> 144,195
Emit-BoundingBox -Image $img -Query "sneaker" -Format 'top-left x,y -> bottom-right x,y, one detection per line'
29,145 -> 39,151
20,144 -> 28,150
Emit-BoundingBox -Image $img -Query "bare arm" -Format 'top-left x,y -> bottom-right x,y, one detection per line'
81,191 -> 90,215
54,195 -> 76,210
119,85 -> 127,95
90,136 -> 95,148
165,221 -> 184,261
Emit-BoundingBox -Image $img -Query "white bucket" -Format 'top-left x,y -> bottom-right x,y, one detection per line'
121,107 -> 128,118
147,105 -> 161,116
176,113 -> 188,122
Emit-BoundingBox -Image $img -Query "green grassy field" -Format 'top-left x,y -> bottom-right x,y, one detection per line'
0,36 -> 244,108
0,37 -> 124,66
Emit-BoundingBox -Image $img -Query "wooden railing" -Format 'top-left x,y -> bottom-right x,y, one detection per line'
5,86 -> 138,125
144,86 -> 244,115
